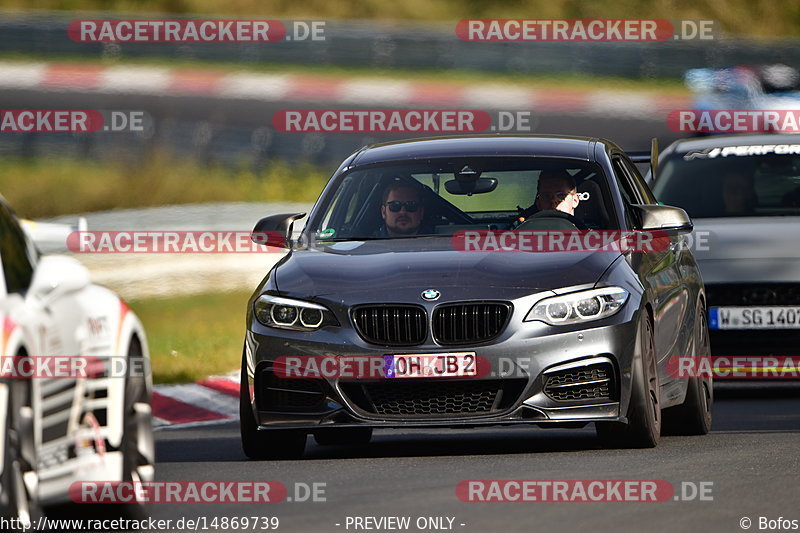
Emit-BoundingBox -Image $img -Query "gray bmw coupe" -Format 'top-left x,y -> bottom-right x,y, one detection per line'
240,135 -> 712,459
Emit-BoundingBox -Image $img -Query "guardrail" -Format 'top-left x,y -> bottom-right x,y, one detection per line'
1,12 -> 799,79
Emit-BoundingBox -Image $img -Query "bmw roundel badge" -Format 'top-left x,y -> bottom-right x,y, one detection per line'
421,289 -> 441,301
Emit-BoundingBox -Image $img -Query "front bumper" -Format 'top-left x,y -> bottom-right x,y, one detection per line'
243,313 -> 641,431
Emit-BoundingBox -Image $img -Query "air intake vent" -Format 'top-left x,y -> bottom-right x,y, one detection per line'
543,361 -> 615,402
256,369 -> 326,410
340,379 -> 527,418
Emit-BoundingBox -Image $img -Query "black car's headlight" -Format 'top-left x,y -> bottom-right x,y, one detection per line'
254,295 -> 338,331
524,287 -> 629,326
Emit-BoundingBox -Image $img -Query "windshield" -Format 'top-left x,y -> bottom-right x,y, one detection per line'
653,146 -> 800,218
310,157 -> 615,241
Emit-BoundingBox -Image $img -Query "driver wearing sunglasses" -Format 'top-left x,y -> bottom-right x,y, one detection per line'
378,180 -> 425,237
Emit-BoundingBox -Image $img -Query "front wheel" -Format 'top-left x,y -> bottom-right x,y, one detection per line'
597,313 -> 661,448
0,372 -> 39,531
115,337 -> 155,519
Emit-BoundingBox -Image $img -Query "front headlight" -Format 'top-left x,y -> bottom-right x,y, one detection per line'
524,287 -> 629,326
254,295 -> 338,331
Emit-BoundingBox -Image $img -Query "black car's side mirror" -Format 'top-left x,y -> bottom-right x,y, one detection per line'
251,213 -> 306,248
631,204 -> 693,234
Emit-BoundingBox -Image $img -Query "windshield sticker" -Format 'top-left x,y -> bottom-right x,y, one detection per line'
318,228 -> 336,239
683,144 -> 800,160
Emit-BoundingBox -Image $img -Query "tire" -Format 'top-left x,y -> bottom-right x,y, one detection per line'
0,365 -> 39,531
313,428 -> 373,446
662,302 -> 713,436
597,313 -> 661,448
115,337 -> 154,520
239,351 -> 306,460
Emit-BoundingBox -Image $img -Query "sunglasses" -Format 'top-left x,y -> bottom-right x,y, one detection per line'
384,200 -> 420,212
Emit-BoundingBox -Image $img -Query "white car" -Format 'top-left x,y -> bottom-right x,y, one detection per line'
0,195 -> 154,526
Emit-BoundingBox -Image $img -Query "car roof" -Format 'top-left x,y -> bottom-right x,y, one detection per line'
664,133 -> 800,154
350,135 -> 611,166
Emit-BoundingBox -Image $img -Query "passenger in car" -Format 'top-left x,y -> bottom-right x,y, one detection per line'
377,179 -> 426,237
535,170 -> 582,215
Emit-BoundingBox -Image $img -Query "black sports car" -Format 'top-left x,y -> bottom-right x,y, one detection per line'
240,135 -> 712,459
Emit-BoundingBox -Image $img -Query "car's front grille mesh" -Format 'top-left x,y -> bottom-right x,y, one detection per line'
352,306 -> 427,346
543,363 -> 615,402
432,303 -> 511,345
340,379 -> 527,417
706,284 -> 800,306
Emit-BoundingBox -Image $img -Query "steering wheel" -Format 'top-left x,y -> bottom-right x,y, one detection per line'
515,209 -> 588,231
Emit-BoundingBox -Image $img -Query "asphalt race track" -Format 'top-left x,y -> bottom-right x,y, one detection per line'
151,383 -> 800,533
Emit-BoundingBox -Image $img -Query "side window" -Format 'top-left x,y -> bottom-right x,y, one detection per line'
611,157 -> 641,229
611,158 -> 642,205
0,203 -> 35,294
318,178 -> 350,232
318,172 -> 383,238
620,156 -> 658,204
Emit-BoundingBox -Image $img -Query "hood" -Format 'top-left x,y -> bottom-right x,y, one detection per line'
273,238 -> 619,302
693,217 -> 800,283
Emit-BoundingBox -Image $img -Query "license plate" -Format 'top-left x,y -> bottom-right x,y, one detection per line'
709,307 -> 800,330
384,352 -> 477,378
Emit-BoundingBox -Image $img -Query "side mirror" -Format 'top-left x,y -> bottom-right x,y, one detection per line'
29,255 -> 90,305
251,213 -> 306,248
631,204 -> 693,234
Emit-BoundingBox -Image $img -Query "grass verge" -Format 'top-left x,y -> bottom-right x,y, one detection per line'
130,290 -> 251,384
0,153 -> 329,219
